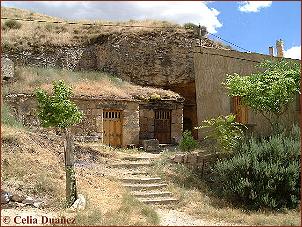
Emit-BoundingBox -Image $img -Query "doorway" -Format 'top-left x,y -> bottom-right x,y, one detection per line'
154,110 -> 171,144
103,110 -> 123,147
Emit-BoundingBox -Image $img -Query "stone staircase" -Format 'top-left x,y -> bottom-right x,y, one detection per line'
112,154 -> 178,205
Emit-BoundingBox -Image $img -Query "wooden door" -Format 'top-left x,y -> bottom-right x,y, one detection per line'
233,96 -> 248,124
103,110 -> 122,147
154,110 -> 171,144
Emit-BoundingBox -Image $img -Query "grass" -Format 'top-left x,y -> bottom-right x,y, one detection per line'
5,65 -> 181,100
1,102 -> 24,128
1,6 -> 183,51
1,6 -> 230,53
75,193 -> 159,226
1,125 -> 160,225
1,125 -> 66,209
148,149 -> 301,226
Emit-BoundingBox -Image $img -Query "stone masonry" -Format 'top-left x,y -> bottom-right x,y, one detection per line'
4,94 -> 183,147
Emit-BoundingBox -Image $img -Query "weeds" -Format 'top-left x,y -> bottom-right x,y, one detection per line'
5,66 -> 180,101
178,130 -> 199,152
75,193 -> 159,226
1,7 -> 181,50
1,102 -> 24,128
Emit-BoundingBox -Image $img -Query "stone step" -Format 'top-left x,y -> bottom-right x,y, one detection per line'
130,171 -> 149,176
111,162 -> 152,168
123,183 -> 168,191
138,197 -> 178,205
121,156 -> 156,161
131,191 -> 173,198
120,177 -> 162,184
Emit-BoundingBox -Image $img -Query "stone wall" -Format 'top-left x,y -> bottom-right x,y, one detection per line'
94,31 -> 197,86
4,94 -> 140,146
3,30 -> 198,85
194,47 -> 300,138
139,108 -> 155,141
4,94 -> 184,146
3,45 -> 88,71
123,102 -> 140,146
171,152 -> 214,174
139,100 -> 183,144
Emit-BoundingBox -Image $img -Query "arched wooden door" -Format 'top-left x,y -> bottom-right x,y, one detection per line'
103,110 -> 122,147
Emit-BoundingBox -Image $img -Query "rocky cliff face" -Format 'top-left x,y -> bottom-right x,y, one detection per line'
93,30 -> 197,86
3,28 -> 224,87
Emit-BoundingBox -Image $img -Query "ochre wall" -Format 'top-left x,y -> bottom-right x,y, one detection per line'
194,47 -> 300,138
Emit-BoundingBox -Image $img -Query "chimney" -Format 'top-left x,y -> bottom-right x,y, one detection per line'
276,39 -> 284,57
269,46 -> 274,56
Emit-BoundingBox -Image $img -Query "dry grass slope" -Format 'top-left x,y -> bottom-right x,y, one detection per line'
4,66 -> 182,100
1,6 -> 184,51
1,125 -> 159,225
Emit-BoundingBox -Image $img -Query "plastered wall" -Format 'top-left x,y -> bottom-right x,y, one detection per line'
194,47 -> 300,138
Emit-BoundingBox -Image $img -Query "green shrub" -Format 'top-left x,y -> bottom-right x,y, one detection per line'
1,103 -> 24,128
196,115 -> 246,154
3,19 -> 22,30
183,23 -> 207,36
178,130 -> 199,152
210,126 -> 301,210
183,22 -> 198,30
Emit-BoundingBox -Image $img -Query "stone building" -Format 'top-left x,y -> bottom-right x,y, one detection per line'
4,94 -> 183,147
194,42 -> 300,138
3,23 -> 300,141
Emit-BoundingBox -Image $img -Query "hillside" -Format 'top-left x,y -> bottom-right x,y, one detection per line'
3,65 -> 182,101
2,125 -> 300,226
1,6 -> 229,50
1,125 -> 161,225
1,6 -> 232,89
1,6 -> 184,50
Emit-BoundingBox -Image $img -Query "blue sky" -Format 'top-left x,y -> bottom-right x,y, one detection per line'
207,1 -> 301,57
2,1 -> 301,59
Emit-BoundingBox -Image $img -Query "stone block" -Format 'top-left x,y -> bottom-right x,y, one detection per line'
187,154 -> 197,165
173,154 -> 184,163
85,108 -> 92,115
1,57 -> 14,81
92,108 -> 103,116
85,102 -> 96,109
142,139 -> 159,152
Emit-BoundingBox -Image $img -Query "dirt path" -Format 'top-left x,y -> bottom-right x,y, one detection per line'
156,208 -> 240,226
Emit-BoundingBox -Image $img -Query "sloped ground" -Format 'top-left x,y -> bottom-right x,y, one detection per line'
1,126 -> 158,226
2,127 -> 300,226
4,66 -> 182,101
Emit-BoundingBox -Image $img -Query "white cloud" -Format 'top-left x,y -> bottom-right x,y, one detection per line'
284,46 -> 301,60
238,1 -> 272,13
2,1 -> 222,33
